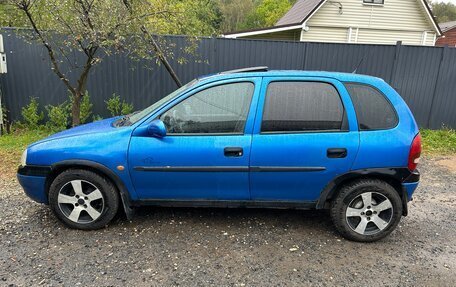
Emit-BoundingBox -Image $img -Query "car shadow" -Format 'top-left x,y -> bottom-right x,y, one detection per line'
21,202 -> 338,239
115,206 -> 336,235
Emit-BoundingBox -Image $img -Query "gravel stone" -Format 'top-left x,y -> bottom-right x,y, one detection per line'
0,157 -> 455,286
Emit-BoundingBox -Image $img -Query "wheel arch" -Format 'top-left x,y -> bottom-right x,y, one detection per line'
317,168 -> 412,216
46,160 -> 134,219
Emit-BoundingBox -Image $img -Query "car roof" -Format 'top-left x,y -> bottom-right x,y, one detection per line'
198,70 -> 384,84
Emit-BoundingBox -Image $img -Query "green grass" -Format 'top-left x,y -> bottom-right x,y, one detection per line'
0,129 -> 50,151
1,128 -> 455,155
0,129 -> 51,178
421,128 -> 456,155
0,128 -> 454,178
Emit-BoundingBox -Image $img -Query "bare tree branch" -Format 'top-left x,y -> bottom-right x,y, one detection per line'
122,0 -> 182,87
17,0 -> 76,95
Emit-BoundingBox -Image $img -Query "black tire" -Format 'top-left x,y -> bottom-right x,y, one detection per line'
49,169 -> 119,230
330,179 -> 403,242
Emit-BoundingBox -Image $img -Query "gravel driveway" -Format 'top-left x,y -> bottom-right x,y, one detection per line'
1,157 -> 455,286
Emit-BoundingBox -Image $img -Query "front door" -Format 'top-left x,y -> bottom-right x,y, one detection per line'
128,79 -> 261,200
249,77 -> 359,202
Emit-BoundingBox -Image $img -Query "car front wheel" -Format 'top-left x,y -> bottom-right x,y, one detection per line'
330,179 -> 403,242
49,169 -> 119,230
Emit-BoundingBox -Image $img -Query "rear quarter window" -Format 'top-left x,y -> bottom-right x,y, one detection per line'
345,83 -> 398,131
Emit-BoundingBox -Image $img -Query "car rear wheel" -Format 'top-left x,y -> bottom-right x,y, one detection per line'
49,169 -> 119,230
330,179 -> 403,242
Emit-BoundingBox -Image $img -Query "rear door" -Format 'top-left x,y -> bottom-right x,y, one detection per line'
249,77 -> 359,201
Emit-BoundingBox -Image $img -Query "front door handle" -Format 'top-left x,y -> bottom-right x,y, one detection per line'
327,148 -> 347,158
224,147 -> 243,157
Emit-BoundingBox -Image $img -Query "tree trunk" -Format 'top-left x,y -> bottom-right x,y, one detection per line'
71,91 -> 82,127
71,52 -> 94,127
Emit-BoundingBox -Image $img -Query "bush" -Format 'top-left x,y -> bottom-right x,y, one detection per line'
46,102 -> 70,132
106,93 -> 134,116
80,91 -> 93,124
21,98 -> 44,129
92,114 -> 103,122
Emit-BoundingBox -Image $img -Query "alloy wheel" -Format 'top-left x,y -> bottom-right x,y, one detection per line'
345,192 -> 394,235
57,180 -> 104,224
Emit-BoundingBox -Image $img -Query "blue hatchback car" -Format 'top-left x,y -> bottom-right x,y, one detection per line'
17,67 -> 421,242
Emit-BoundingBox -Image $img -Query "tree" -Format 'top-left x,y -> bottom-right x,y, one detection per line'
150,0 -> 222,36
216,0 -> 256,32
430,1 -> 456,23
0,1 -> 27,27
243,0 -> 294,29
3,0 -> 197,126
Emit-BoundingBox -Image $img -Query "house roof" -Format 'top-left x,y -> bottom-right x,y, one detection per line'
275,0 -> 324,26
224,0 -> 441,38
223,24 -> 303,37
440,21 -> 456,32
422,0 -> 443,36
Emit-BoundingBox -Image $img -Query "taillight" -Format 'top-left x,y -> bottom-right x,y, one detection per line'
408,133 -> 421,171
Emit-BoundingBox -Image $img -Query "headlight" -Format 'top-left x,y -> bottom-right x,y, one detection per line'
20,149 -> 28,167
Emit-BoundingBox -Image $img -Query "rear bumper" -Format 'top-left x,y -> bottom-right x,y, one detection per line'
403,169 -> 420,184
403,182 -> 419,200
403,169 -> 420,199
400,169 -> 420,216
17,165 -> 51,204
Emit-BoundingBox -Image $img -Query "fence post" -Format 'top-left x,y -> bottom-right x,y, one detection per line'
426,45 -> 448,129
302,42 -> 309,70
210,37 -> 216,69
0,82 -> 10,134
389,41 -> 402,86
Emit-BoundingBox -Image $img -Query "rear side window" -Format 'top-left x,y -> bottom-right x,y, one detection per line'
261,81 -> 347,133
345,83 -> 398,130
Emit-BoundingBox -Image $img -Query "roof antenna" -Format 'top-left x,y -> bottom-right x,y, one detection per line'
352,56 -> 365,74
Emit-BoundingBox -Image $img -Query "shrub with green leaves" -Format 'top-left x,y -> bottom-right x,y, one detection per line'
46,102 -> 70,132
21,98 -> 44,129
121,101 -> 134,116
106,93 -> 134,117
80,91 -> 93,124
92,114 -> 104,122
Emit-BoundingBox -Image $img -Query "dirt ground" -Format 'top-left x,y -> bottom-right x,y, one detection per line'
0,156 -> 455,286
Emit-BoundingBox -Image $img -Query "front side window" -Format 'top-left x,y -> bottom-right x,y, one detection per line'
261,82 -> 346,133
160,82 -> 254,134
345,83 -> 398,130
363,0 -> 384,4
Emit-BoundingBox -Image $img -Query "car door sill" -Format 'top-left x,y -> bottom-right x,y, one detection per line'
131,199 -> 317,209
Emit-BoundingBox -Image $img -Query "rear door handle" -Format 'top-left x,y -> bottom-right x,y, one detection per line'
327,148 -> 347,158
224,147 -> 243,157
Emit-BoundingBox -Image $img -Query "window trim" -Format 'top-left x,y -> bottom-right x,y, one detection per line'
362,0 -> 385,6
344,82 -> 399,132
260,80 -> 349,135
157,81 -> 256,136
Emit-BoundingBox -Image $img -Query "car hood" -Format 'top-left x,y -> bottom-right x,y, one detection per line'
30,117 -> 121,147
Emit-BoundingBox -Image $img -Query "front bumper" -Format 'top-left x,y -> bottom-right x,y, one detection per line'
17,165 -> 51,204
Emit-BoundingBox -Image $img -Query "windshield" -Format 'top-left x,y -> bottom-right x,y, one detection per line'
119,79 -> 198,126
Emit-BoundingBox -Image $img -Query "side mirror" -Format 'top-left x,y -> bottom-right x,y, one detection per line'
147,119 -> 167,138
